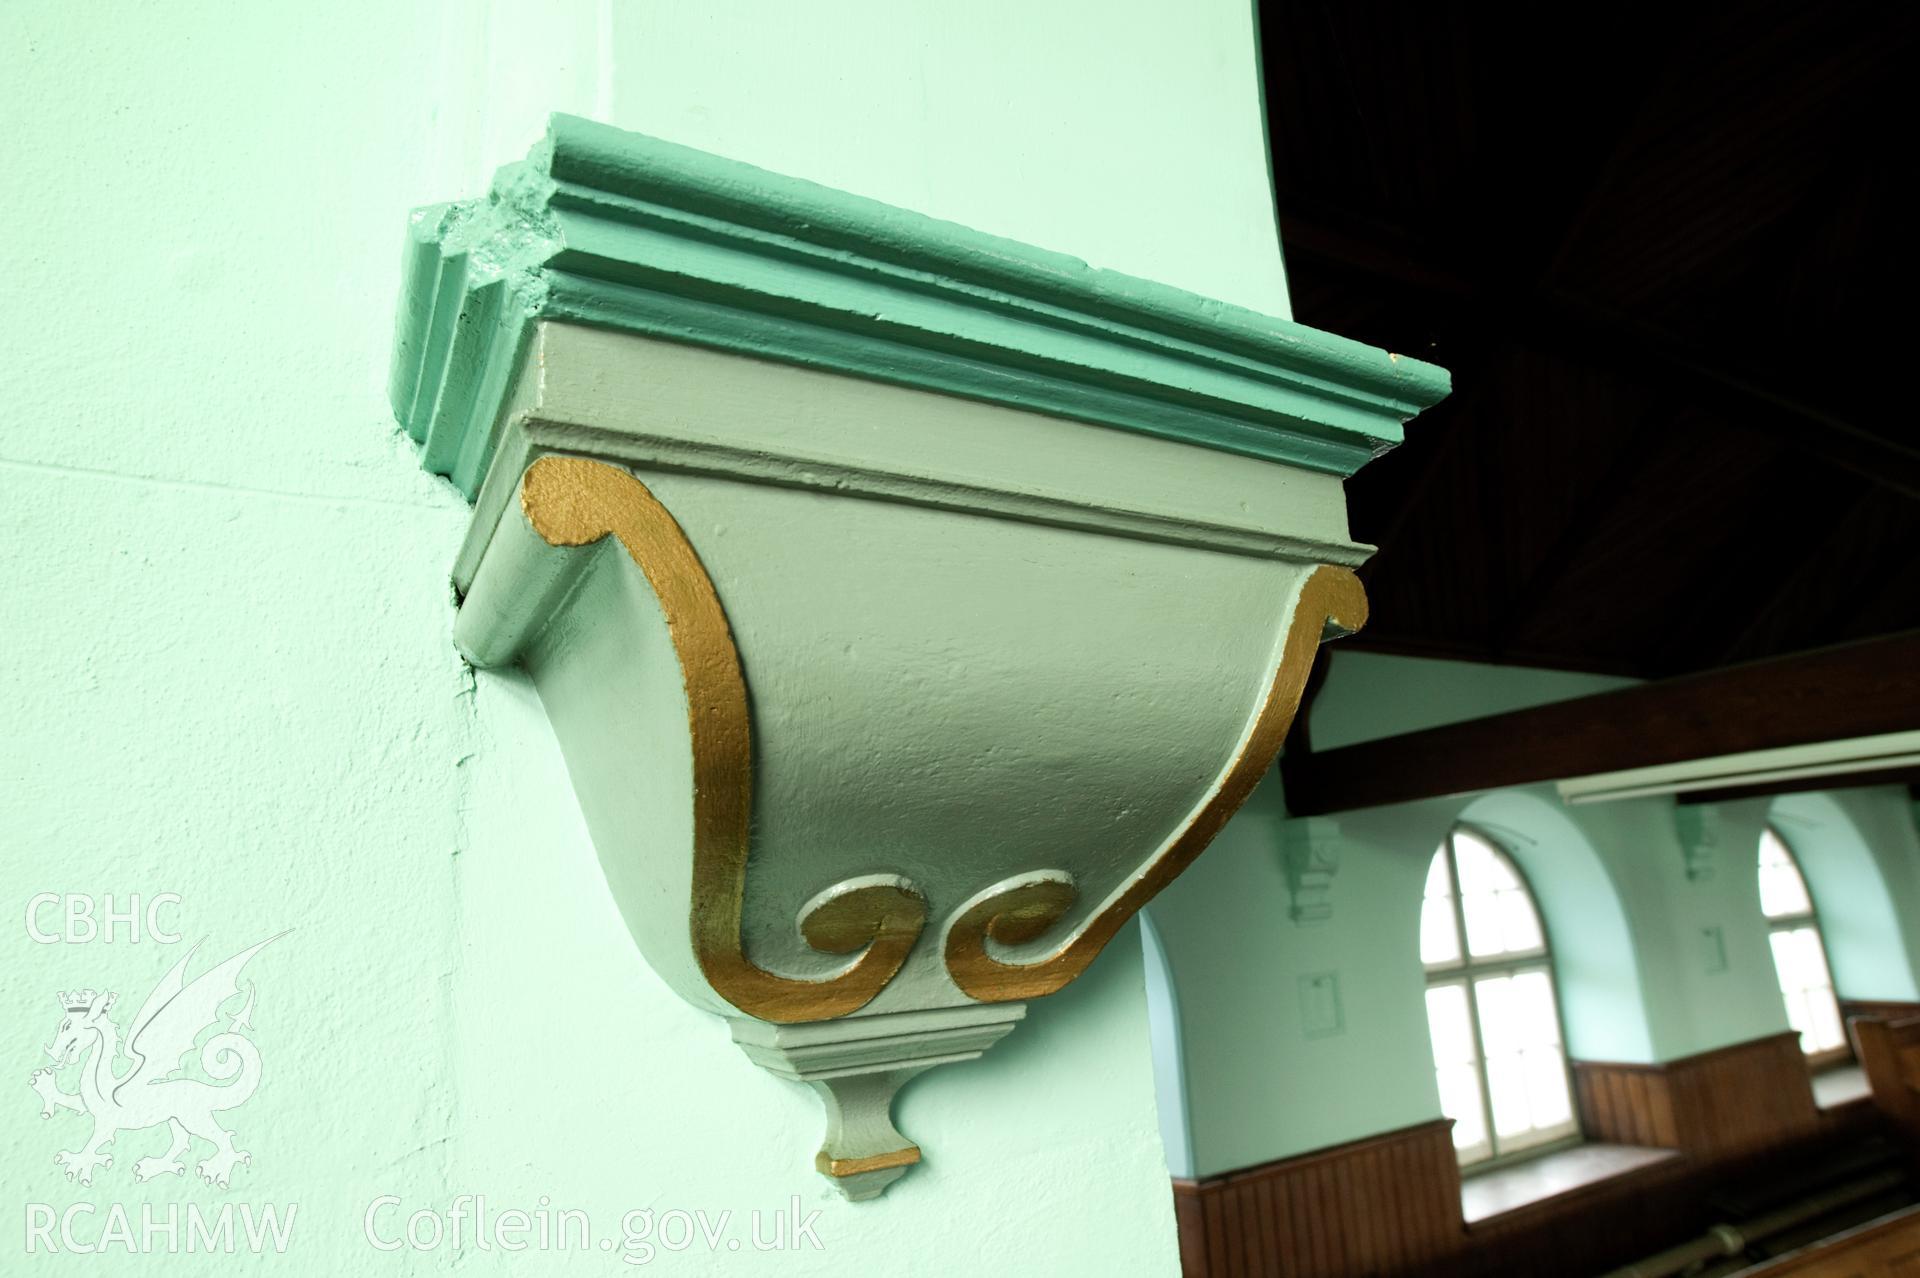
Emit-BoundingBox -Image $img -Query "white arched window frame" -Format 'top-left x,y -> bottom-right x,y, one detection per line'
1422,827 -> 1579,1168
1758,827 -> 1848,1063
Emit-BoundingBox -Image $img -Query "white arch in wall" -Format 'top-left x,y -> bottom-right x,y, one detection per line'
1453,789 -> 1658,1062
1769,791 -> 1920,1002
1139,908 -> 1198,1179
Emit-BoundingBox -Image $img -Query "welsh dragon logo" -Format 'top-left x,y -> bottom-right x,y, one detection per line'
29,935 -> 282,1188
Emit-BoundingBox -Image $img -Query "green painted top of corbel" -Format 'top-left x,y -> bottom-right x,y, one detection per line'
390,114 -> 1449,499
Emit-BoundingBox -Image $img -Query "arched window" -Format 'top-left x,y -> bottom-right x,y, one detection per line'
1422,827 -> 1578,1167
1758,828 -> 1847,1060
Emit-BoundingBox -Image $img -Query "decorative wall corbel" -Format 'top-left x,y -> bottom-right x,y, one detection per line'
1675,803 -> 1722,882
1281,817 -> 1342,924
390,115 -> 1447,1198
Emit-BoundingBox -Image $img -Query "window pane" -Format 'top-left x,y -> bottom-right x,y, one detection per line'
1455,832 -> 1544,960
1525,1048 -> 1573,1128
1511,970 -> 1562,1045
1807,987 -> 1846,1054
1771,926 -> 1830,993
1783,987 -> 1813,1053
1426,983 -> 1476,1066
1437,1063 -> 1488,1153
1422,830 -> 1572,1162
1797,929 -> 1832,986
1462,891 -> 1502,958
1423,895 -> 1462,967
1498,890 -> 1544,954
1486,1053 -> 1531,1138
1429,981 -> 1490,1159
1768,923 -> 1843,1056
1770,928 -> 1807,988
1475,967 -> 1571,1152
1476,974 -> 1520,1058
1454,831 -> 1514,892
1758,829 -> 1812,919
1424,848 -> 1463,967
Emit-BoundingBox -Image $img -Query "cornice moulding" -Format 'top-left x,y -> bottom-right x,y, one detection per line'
391,114 -> 1449,501
444,322 -> 1377,599
391,115 -> 1449,1200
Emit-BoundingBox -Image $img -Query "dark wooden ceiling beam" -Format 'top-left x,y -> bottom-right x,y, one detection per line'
1282,630 -> 1920,816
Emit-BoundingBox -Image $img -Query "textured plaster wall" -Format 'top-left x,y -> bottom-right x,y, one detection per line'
0,0 -> 1271,1270
1151,651 -> 1920,1178
2,1 -> 477,1269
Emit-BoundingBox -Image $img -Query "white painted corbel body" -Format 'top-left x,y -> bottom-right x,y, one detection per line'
392,116 -> 1447,1198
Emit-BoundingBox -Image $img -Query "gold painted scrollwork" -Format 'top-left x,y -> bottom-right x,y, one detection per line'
519,455 -> 927,1024
520,454 -> 1362,1021
945,872 -> 1079,961
943,565 -> 1367,1002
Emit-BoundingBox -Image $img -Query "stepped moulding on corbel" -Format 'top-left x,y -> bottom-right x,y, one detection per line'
389,114 -> 1449,1199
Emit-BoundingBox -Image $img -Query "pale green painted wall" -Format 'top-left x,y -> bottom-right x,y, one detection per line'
1141,912 -> 1199,1180
1151,777 -> 1443,1176
608,0 -> 1294,319
1545,795 -> 1784,1059
1151,651 -> 1920,1178
3,0 -> 477,1265
1773,790 -> 1920,1002
1310,650 -> 1639,750
0,0 -> 1300,1269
